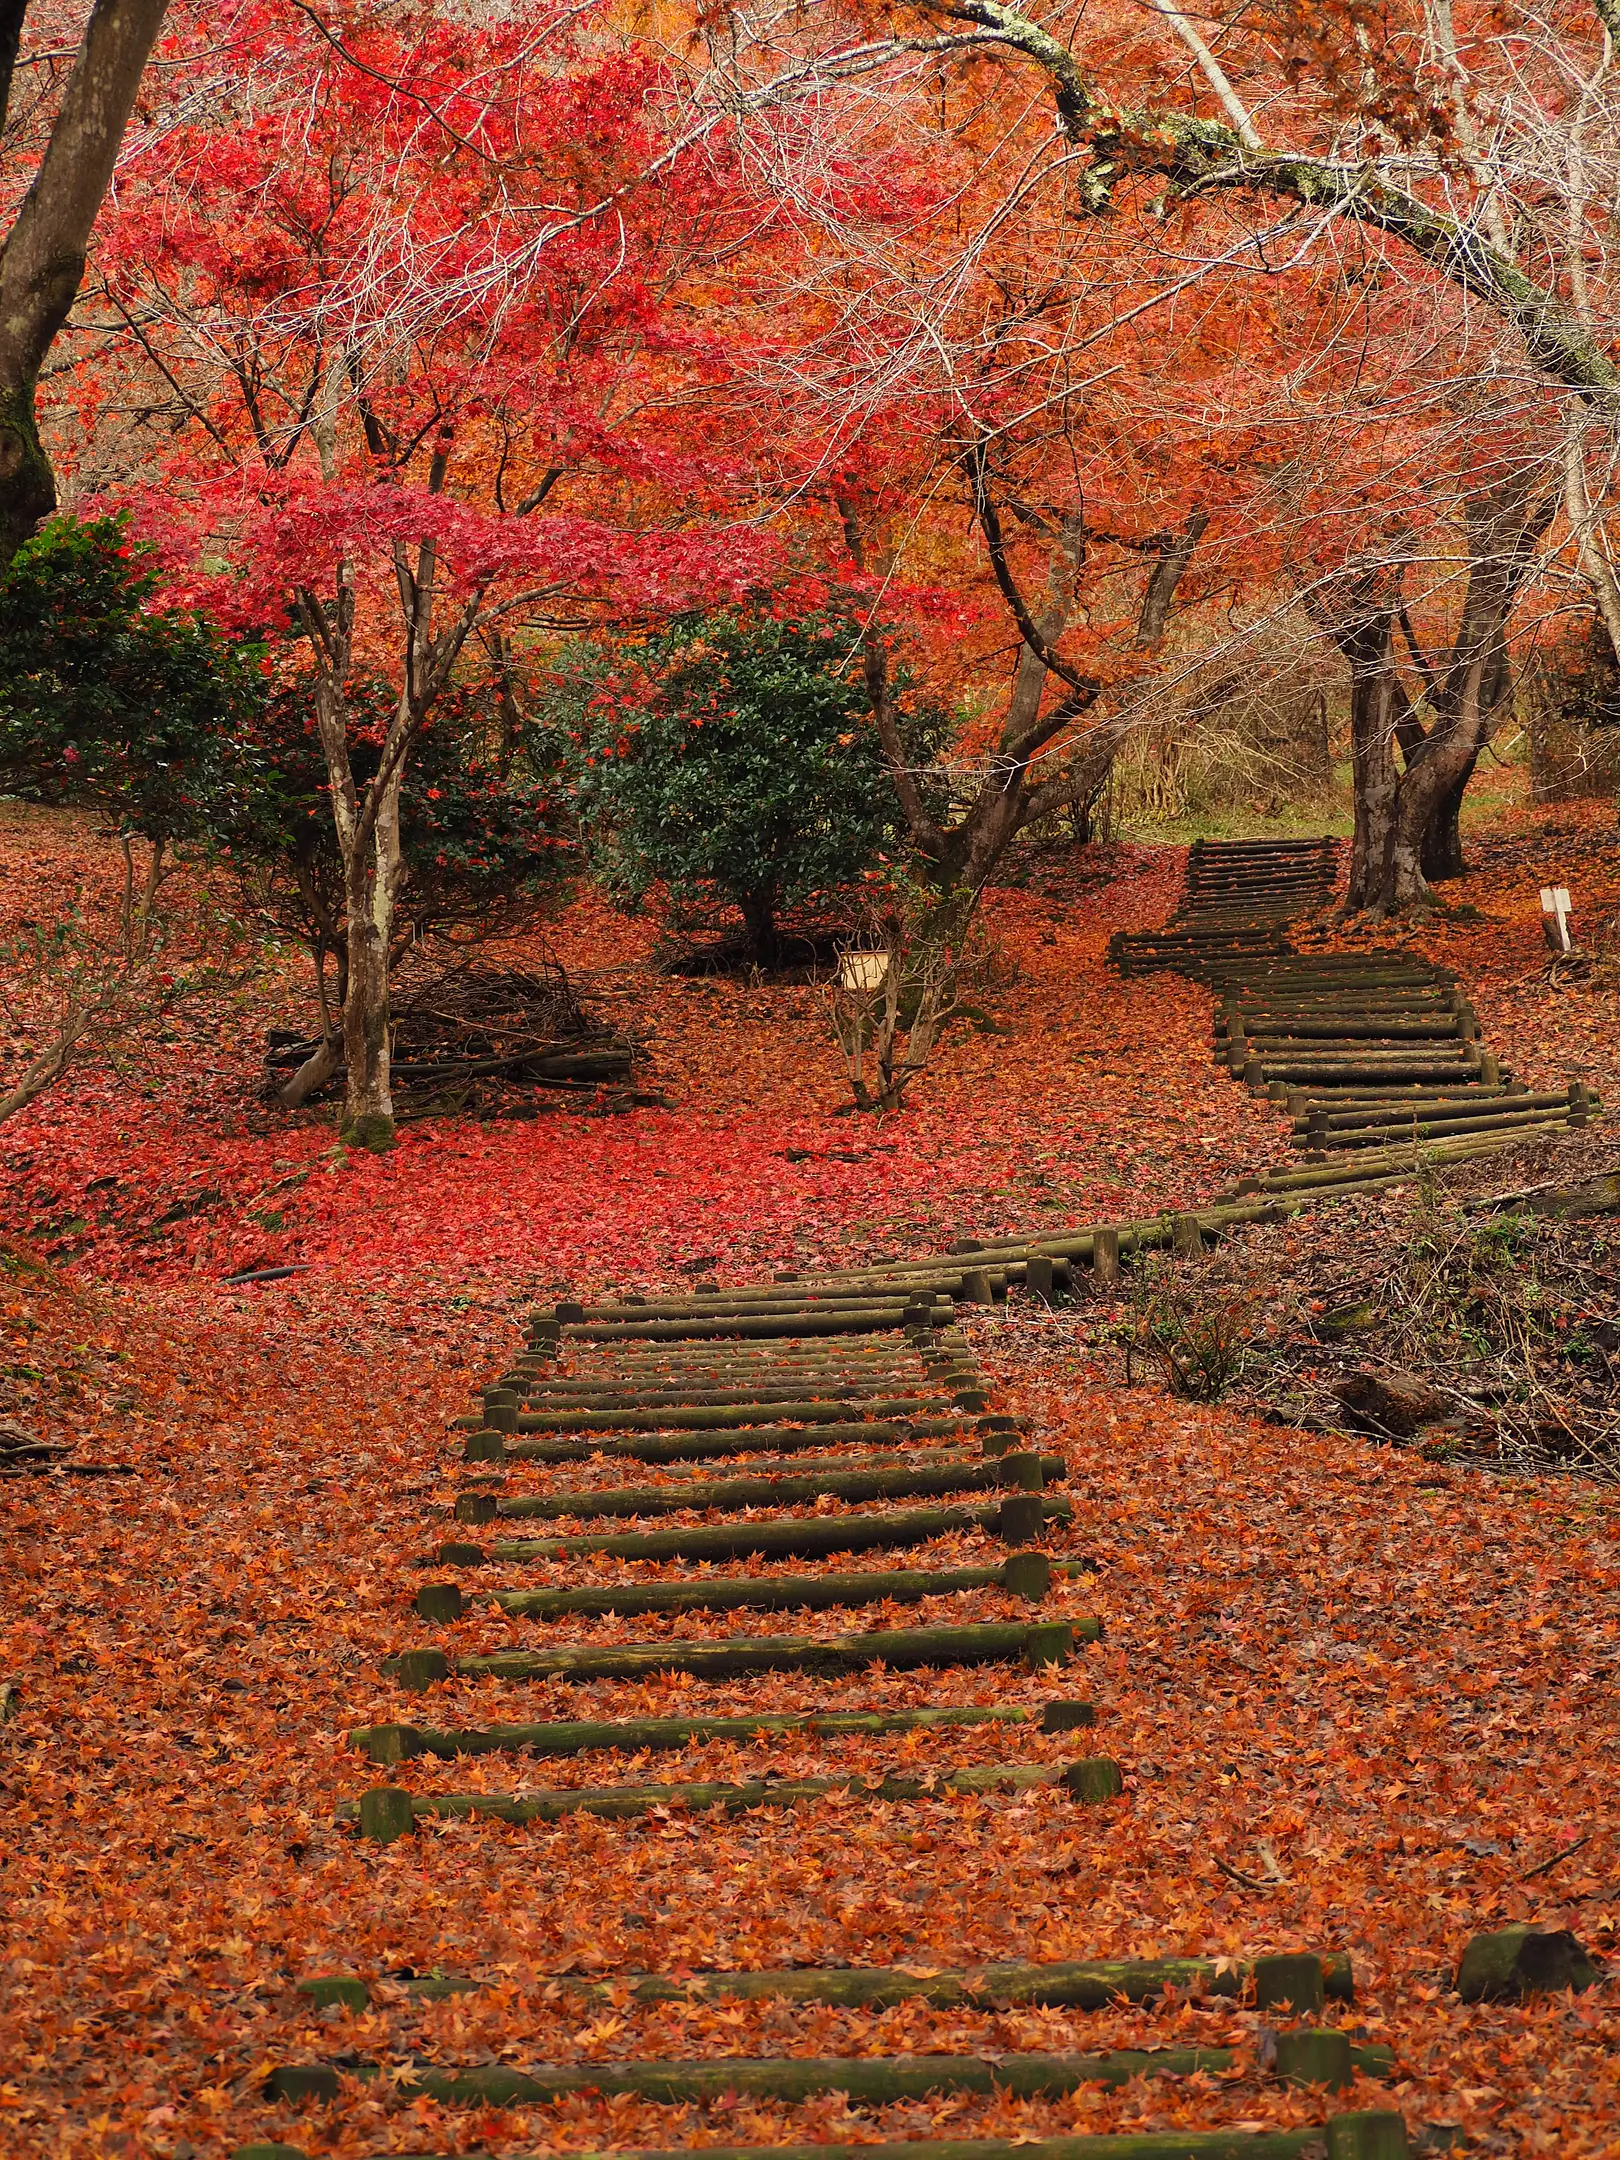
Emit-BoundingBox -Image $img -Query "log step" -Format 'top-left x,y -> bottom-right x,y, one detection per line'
503,1381 -> 958,1411
1309,1107 -> 1573,1152
381,1617 -> 1091,1688
347,1698 -> 1095,1762
413,1548 -> 1063,1620
267,2031 -> 1394,2104
340,1757 -> 1126,1835
511,1396 -> 966,1433
556,1305 -> 956,1342
478,1415 -> 973,1466
236,2120 -> 1411,2160
458,1454 -> 1064,1523
298,1947 -> 1351,2012
438,1497 -> 1073,1565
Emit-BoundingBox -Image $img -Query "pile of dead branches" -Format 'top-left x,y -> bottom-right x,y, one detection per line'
266,958 -> 639,1113
1254,1191 -> 1620,1479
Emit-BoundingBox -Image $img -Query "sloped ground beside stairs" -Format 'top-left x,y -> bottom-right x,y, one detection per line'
0,809 -> 1615,2157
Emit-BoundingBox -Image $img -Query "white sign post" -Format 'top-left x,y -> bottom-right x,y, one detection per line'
1540,885 -> 1574,953
837,950 -> 891,993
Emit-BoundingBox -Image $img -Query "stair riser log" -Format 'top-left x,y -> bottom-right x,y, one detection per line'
502,1383 -> 950,1411
432,1550 -> 1057,1621
548,1294 -> 964,1324
382,1618 -> 1091,1687
561,1308 -> 956,1342
347,1701 -> 1081,1762
492,1417 -> 970,1465
341,1759 -> 1121,1832
1297,1091 -> 1559,1129
279,2126 -> 1393,2159
453,1498 -> 1072,1564
511,1398 -> 962,1433
466,1457 -> 1066,1522
1249,1063 -> 1481,1086
1311,1110 -> 1571,1151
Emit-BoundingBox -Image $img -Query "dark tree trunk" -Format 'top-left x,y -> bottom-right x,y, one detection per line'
837,476 -> 1200,902
1331,589 -> 1400,912
740,887 -> 778,962
1323,485 -> 1551,915
0,0 -> 170,562
1420,640 -> 1509,882
1421,757 -> 1475,882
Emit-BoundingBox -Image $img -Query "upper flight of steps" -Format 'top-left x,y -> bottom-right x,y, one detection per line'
1111,838 -> 1600,1201
1207,948 -> 1598,1204
1110,838 -> 1340,978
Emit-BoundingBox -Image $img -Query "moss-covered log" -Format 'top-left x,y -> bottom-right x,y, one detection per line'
563,1305 -> 955,1342
271,2042 -> 1390,2109
1455,1925 -> 1602,2002
579,1949 -> 1353,2011
291,1943 -> 1349,2012
461,1456 -> 1063,1526
339,1758 -> 1123,1832
506,1382 -> 950,1412
246,2126 -> 1403,2160
500,1417 -> 968,1466
384,1617 -> 1089,1688
420,1550 -> 1054,1621
348,1699 -> 1093,1762
514,1397 -> 961,1433
537,1287 -> 964,1323
445,1499 -> 1071,1567
277,2044 -> 1224,2108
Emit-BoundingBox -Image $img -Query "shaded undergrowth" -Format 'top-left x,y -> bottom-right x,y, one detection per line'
1099,1159 -> 1620,1479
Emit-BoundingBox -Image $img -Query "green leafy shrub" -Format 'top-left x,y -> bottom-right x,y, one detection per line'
0,513 -> 263,846
556,595 -> 947,960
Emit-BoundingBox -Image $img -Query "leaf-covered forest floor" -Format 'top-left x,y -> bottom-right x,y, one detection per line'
1,797 -> 1618,2157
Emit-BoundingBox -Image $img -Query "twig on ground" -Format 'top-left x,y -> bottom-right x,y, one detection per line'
1519,1835 -> 1591,1883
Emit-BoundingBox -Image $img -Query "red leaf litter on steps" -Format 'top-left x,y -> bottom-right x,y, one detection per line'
0,801 -> 1616,2156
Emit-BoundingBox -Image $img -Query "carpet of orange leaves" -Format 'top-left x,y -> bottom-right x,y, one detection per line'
1,799 -> 1617,2158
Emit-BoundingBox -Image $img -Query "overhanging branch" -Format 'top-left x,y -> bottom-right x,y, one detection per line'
917,0 -> 1620,406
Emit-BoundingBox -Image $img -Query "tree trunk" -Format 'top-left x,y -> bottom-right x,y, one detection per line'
1421,755 -> 1475,883
1390,489 -> 1553,907
0,1005 -> 86,1126
0,0 -> 170,562
739,886 -> 777,962
338,741 -> 405,1148
277,1030 -> 342,1110
1328,485 -> 1551,914
1420,638 -> 1509,881
340,902 -> 392,1145
1342,604 -> 1400,912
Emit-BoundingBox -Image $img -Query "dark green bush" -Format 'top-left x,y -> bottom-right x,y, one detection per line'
0,513 -> 263,846
557,597 -> 947,958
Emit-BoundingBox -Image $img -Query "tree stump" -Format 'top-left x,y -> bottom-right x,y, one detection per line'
1456,1926 -> 1602,2001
